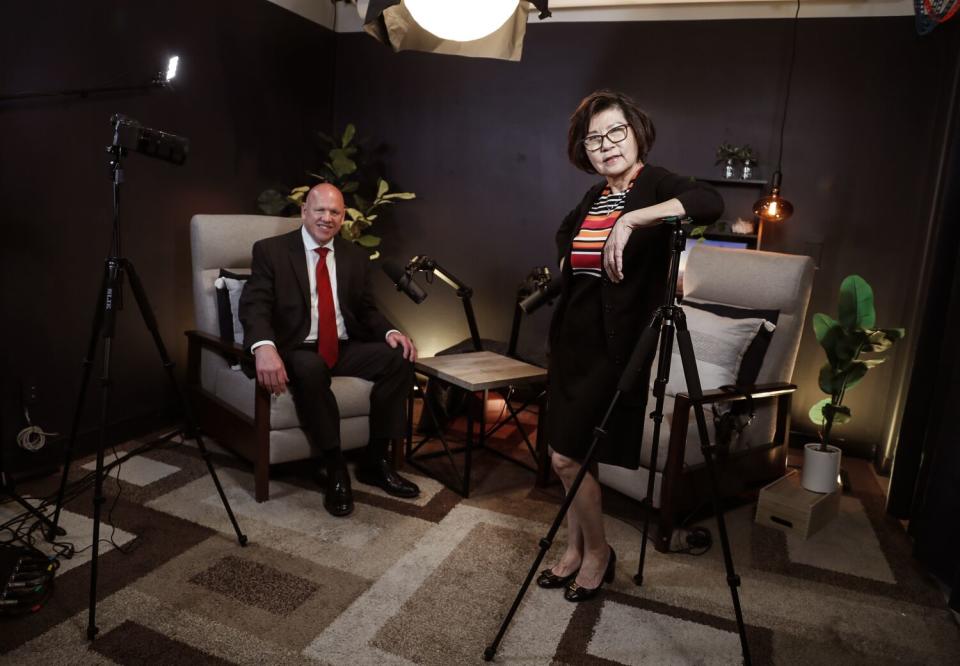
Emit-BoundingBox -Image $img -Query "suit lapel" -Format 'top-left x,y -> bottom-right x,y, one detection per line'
333,236 -> 352,314
286,229 -> 310,309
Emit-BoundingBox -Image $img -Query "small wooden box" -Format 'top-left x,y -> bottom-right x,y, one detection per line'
755,470 -> 840,539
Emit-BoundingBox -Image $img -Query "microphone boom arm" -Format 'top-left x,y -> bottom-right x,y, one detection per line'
407,255 -> 482,351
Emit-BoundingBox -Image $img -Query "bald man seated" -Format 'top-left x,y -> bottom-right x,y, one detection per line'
239,183 -> 420,516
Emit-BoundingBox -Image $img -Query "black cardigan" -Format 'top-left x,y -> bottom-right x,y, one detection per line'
549,165 -> 723,366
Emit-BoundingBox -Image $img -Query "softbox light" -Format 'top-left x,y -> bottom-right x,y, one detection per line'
359,0 -> 551,61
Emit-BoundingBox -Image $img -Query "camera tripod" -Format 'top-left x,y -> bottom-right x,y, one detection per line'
484,218 -> 751,664
46,117 -> 247,640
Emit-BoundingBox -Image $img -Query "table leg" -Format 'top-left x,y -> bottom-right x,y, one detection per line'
406,382 -> 420,461
480,389 -> 488,448
464,392 -> 474,498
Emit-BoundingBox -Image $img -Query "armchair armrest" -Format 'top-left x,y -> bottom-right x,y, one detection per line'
661,381 -> 796,513
676,382 -> 797,407
184,329 -> 271,411
185,329 -> 248,358
673,382 -> 795,454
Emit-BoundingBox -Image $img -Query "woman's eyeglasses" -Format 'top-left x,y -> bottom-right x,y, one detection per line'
583,124 -> 630,152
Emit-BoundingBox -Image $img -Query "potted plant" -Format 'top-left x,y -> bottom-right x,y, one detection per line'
737,145 -> 757,180
715,142 -> 740,179
804,275 -> 905,493
258,124 -> 416,259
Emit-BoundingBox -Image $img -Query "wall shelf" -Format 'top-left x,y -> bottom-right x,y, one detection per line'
696,176 -> 768,250
700,229 -> 758,243
698,177 -> 768,188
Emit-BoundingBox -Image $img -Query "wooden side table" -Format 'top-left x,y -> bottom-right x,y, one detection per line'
406,351 -> 548,497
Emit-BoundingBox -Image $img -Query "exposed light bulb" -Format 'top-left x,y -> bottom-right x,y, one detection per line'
404,0 -> 520,42
753,170 -> 794,222
166,56 -> 179,82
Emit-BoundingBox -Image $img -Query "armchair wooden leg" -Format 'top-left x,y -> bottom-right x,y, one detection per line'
656,504 -> 676,553
255,385 -> 271,503
255,464 -> 269,503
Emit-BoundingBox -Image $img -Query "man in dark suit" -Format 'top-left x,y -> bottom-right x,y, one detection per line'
238,183 -> 420,517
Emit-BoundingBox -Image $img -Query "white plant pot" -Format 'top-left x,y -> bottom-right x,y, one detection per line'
801,443 -> 841,494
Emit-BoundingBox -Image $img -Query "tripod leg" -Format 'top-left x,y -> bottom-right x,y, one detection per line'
47,262 -> 111,541
87,331 -> 116,640
634,312 -> 671,586
674,319 -> 751,666
123,261 -> 247,546
484,393 -> 621,661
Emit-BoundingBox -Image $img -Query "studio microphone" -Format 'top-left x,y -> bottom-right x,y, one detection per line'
382,260 -> 427,304
518,277 -> 563,314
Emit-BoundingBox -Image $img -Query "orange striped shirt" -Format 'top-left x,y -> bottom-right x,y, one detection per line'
569,178 -> 636,277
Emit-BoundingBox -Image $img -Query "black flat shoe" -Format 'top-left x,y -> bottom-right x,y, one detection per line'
323,464 -> 354,517
536,567 -> 580,589
564,547 -> 616,602
355,459 -> 420,498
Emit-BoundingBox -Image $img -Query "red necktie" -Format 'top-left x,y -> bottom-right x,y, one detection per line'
314,247 -> 339,368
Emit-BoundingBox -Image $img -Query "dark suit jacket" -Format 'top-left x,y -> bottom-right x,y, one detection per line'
238,229 -> 394,356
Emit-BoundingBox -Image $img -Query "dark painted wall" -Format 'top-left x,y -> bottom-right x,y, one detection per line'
1,0 -> 335,445
333,17 -> 956,455
2,5 -> 956,459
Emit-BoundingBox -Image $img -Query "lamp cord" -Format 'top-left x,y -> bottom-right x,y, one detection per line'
776,0 -> 802,172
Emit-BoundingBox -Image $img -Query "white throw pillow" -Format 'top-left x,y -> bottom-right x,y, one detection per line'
214,275 -> 247,344
662,305 -> 771,397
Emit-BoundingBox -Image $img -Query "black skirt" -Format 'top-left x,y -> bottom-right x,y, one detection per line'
546,273 -> 650,470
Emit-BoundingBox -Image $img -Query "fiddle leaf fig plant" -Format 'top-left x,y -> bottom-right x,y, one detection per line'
257,123 -> 416,259
808,275 -> 905,451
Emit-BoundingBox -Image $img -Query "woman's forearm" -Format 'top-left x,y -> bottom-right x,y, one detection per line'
621,198 -> 685,229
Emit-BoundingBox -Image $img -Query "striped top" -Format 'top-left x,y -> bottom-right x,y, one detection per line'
569,177 -> 637,277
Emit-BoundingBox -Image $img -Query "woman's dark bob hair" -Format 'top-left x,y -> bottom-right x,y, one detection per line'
567,90 -> 656,174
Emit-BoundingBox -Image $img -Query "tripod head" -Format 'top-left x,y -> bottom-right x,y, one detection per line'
662,215 -> 692,305
103,114 -> 189,259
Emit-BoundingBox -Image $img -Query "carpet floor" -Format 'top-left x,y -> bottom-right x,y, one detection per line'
2,414 -> 958,665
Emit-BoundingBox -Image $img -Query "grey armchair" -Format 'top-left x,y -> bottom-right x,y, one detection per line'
598,244 -> 815,551
185,214 -> 375,502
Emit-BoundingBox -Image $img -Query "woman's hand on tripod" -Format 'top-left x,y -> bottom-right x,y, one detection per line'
254,345 -> 288,395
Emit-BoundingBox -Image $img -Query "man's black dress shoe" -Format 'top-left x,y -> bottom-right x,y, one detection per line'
564,546 -> 616,602
323,465 -> 354,517
355,459 -> 420,498
536,566 -> 580,589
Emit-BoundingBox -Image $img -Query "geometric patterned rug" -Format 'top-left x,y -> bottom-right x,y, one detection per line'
3,416 -> 958,665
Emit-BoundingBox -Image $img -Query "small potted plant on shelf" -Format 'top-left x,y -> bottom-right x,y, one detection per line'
715,142 -> 740,179
737,145 -> 757,180
804,275 -> 905,493
258,124 -> 416,259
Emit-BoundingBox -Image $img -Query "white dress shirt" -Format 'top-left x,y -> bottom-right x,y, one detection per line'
301,225 -> 348,342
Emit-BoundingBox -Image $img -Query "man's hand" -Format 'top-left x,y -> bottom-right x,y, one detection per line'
386,331 -> 417,362
254,345 -> 289,395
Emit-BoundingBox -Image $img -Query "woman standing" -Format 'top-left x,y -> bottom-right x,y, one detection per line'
539,90 -> 722,602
